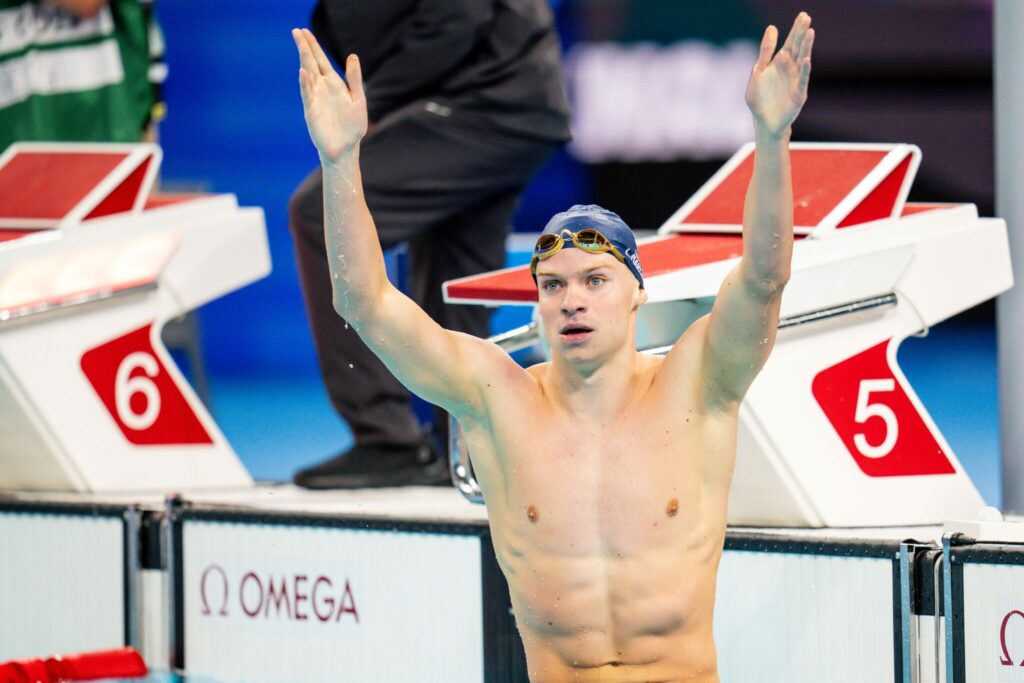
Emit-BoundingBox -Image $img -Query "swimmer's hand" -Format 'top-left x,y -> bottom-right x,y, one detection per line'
745,12 -> 814,138
292,28 -> 368,164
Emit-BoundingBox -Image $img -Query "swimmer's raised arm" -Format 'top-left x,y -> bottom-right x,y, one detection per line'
292,28 -> 509,419
683,13 -> 814,411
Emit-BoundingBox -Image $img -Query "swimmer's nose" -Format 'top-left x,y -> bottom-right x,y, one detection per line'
560,285 -> 586,316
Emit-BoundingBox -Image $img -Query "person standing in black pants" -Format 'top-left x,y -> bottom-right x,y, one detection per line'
288,0 -> 571,488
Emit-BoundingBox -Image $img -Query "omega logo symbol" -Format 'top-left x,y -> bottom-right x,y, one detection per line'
199,564 -> 230,616
198,563 -> 360,624
999,610 -> 1024,667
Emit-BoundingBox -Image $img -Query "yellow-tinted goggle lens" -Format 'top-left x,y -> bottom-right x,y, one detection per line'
535,233 -> 563,255
572,229 -> 611,252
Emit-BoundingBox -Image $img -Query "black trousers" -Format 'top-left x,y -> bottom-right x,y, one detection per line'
289,100 -> 556,448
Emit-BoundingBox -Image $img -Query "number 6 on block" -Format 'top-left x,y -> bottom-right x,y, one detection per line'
115,352 -> 162,431
81,324 -> 213,445
812,340 -> 955,477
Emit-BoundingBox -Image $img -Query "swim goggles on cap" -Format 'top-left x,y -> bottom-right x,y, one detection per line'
529,228 -> 628,276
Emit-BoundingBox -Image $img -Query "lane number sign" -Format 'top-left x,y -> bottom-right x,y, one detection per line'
812,340 -> 955,477
81,325 -> 212,445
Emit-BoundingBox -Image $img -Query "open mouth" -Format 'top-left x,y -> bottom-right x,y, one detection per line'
559,324 -> 594,343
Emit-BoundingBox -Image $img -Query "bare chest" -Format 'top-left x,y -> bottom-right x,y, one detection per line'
477,403 -> 718,554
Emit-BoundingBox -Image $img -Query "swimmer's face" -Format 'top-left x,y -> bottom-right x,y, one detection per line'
535,248 -> 647,364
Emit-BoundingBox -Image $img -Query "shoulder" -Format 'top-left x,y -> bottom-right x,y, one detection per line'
647,316 -> 726,412
452,331 -> 530,380
655,315 -> 710,379
461,334 -> 541,399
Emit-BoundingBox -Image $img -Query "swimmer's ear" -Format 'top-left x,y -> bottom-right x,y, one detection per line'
633,286 -> 648,310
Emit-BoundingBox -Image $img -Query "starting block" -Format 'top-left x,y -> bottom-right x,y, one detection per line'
0,143 -> 268,492
444,143 -> 1011,527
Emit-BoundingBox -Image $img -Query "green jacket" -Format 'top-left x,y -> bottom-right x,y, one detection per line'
0,0 -> 163,151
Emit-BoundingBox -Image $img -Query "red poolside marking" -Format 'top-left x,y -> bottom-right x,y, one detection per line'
0,152 -> 129,221
446,234 -> 747,303
836,155 -> 910,227
680,149 -> 889,228
84,156 -> 152,220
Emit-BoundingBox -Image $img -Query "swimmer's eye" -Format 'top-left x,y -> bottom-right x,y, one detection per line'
541,280 -> 562,291
587,276 -> 605,287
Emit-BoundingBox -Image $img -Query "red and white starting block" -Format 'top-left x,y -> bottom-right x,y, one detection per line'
0,143 -> 268,492
444,143 -> 1012,527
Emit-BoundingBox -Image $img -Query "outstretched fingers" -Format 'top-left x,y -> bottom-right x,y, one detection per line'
797,26 -> 815,64
755,25 -> 778,72
292,29 -> 319,83
781,12 -> 809,56
780,13 -> 799,54
345,54 -> 364,102
797,28 -> 814,94
293,29 -> 321,114
301,29 -> 336,78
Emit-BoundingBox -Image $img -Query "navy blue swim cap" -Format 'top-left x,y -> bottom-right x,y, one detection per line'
539,204 -> 644,288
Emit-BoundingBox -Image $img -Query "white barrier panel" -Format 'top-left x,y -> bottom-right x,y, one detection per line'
180,514 -> 485,683
715,535 -> 900,682
0,501 -> 130,659
948,542 -> 1024,682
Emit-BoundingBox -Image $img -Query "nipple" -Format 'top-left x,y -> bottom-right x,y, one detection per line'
666,498 -> 679,517
527,505 -> 539,523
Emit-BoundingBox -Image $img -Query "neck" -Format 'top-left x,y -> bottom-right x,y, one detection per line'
549,340 -> 644,418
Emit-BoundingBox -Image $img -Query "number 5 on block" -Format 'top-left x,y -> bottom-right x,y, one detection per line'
812,340 -> 955,477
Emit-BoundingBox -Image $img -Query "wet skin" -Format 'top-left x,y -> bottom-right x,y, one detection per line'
459,250 -> 737,683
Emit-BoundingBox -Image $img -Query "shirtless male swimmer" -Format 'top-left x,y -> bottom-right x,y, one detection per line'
292,11 -> 813,683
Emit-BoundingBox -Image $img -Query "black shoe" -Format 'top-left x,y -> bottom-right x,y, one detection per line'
292,437 -> 450,489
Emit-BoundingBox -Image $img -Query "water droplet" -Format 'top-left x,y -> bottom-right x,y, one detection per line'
348,363 -> 354,369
